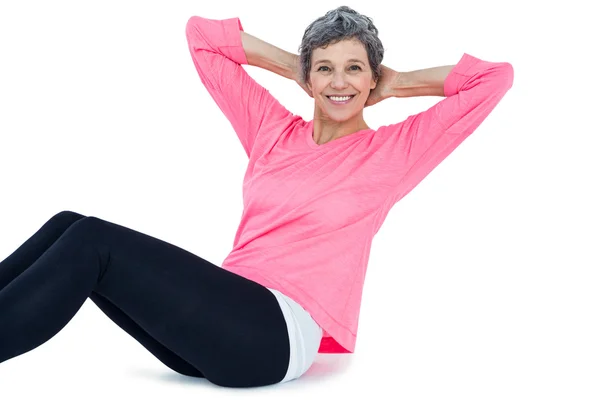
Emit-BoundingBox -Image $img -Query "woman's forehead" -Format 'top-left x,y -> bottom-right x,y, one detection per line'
312,40 -> 367,62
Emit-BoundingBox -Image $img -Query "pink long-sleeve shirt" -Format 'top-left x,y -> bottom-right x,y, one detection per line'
185,15 -> 514,353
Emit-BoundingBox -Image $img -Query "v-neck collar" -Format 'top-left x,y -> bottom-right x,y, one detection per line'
305,120 -> 374,150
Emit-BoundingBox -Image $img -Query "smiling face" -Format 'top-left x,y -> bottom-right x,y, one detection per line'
307,38 -> 377,123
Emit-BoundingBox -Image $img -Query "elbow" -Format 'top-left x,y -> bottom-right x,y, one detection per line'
185,16 -> 200,41
185,16 -> 207,50
500,62 -> 514,90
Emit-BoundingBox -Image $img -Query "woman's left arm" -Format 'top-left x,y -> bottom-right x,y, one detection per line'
368,53 -> 514,207
365,63 -> 456,106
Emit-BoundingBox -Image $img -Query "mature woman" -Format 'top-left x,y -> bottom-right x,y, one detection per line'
0,6 -> 513,389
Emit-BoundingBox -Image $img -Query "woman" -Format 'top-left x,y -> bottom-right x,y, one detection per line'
0,6 -> 513,388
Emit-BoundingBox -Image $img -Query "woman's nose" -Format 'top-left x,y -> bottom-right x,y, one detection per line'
330,73 -> 348,88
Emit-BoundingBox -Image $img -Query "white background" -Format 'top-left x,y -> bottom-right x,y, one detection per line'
0,0 -> 598,398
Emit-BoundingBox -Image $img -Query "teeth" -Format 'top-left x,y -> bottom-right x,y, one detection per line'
329,95 -> 352,102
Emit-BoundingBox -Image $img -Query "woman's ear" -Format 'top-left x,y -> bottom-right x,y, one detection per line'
371,76 -> 378,90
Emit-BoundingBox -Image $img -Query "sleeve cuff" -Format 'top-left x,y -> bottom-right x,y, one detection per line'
220,17 -> 249,65
443,53 -> 480,97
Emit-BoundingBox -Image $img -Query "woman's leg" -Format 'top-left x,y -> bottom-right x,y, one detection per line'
87,292 -> 205,378
0,213 -> 290,387
0,211 -> 86,290
0,211 -> 205,378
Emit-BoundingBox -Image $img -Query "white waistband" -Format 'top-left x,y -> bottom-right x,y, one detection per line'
266,288 -> 323,383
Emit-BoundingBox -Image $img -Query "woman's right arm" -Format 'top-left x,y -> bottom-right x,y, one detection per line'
186,16 -> 296,157
241,31 -> 311,97
241,31 -> 298,81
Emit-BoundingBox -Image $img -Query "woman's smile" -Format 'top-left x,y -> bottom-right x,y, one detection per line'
326,94 -> 356,105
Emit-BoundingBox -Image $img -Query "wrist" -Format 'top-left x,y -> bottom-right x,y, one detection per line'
287,53 -> 300,81
391,71 -> 420,98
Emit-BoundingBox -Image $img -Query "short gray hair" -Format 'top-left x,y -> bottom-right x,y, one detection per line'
297,6 -> 384,87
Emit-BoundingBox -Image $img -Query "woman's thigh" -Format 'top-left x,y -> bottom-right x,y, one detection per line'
1,210 -> 205,378
74,216 -> 290,388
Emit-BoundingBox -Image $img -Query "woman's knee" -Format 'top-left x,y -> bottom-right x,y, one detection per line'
46,216 -> 108,256
51,210 -> 87,224
62,216 -> 105,239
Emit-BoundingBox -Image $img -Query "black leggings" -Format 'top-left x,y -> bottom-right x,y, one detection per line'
0,211 -> 290,388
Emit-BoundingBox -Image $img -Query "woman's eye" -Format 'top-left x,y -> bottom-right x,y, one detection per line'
317,65 -> 361,72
